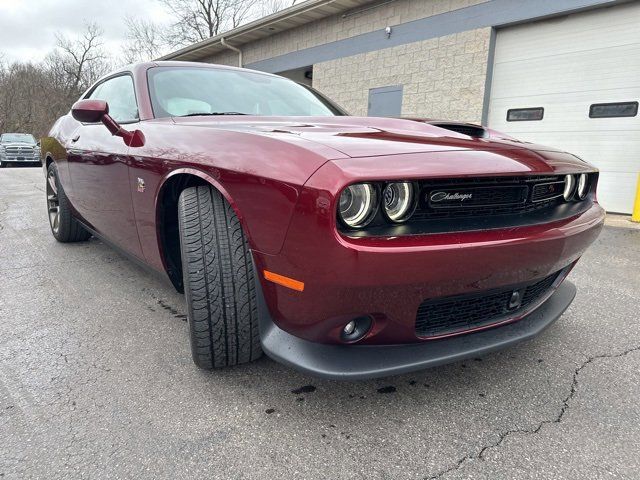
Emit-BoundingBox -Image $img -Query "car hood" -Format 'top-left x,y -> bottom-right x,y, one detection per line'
171,115 -> 566,159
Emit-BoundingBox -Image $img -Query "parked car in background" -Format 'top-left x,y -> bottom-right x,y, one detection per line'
0,133 -> 41,167
40,61 -> 604,380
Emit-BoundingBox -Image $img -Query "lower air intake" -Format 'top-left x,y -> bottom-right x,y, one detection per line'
415,269 -> 564,338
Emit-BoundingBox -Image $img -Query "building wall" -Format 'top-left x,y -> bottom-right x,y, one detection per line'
206,49 -> 238,67
202,0 -> 487,67
313,27 -> 491,122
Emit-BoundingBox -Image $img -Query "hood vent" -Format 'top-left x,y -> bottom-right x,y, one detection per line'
430,122 -> 487,138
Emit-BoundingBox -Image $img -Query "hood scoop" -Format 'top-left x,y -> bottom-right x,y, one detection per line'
427,122 -> 488,138
257,123 -> 318,135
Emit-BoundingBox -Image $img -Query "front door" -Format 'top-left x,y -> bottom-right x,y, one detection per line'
67,74 -> 143,258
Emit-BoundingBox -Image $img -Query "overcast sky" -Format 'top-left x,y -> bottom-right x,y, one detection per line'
0,0 -> 173,63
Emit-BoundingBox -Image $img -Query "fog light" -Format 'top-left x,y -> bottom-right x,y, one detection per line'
340,316 -> 373,342
343,320 -> 356,335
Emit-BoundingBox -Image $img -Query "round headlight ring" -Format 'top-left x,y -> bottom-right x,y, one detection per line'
383,182 -> 414,223
577,173 -> 589,200
338,183 -> 378,228
563,174 -> 576,201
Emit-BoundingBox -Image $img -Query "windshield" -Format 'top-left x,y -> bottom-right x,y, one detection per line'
1,133 -> 36,144
148,66 -> 345,118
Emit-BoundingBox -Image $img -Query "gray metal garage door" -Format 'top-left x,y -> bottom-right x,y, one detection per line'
488,2 -> 640,213
368,85 -> 403,117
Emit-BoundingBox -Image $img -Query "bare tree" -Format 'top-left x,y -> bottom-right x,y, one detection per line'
160,0 -> 258,46
49,22 -> 109,94
0,62 -> 53,136
124,17 -> 168,63
0,24 -> 111,138
259,0 -> 298,16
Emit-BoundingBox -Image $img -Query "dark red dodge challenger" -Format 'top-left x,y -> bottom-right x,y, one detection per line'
41,61 -> 604,379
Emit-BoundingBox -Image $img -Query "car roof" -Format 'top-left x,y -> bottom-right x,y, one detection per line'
83,61 -> 283,101
110,60 -> 280,81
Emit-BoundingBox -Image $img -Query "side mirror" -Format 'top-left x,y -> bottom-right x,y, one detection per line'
70,99 -> 145,148
72,99 -> 108,123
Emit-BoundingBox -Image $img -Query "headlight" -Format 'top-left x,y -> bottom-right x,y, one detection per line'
338,183 -> 378,228
577,174 -> 589,199
383,182 -> 414,222
563,174 -> 576,201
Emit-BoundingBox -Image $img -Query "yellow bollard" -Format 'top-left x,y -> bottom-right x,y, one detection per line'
633,173 -> 640,222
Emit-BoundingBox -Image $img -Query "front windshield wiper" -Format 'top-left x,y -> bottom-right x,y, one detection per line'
178,112 -> 249,117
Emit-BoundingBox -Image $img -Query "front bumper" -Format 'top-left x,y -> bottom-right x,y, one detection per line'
259,280 -> 576,380
254,199 -> 604,345
0,155 -> 41,164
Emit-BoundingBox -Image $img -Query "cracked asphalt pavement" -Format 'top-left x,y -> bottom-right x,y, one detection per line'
1,168 -> 639,479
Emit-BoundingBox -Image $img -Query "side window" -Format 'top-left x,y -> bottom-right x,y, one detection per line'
89,75 -> 139,122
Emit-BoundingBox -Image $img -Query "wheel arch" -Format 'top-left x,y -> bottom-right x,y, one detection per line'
155,168 -> 251,293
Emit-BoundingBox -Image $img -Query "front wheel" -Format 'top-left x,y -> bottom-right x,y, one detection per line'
46,163 -> 91,242
178,185 -> 262,369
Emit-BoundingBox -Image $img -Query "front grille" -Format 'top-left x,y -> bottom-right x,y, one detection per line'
413,176 -> 564,221
415,269 -> 564,338
531,180 -> 564,202
5,146 -> 34,157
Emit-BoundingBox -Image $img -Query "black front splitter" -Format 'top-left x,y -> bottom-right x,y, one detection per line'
258,281 -> 576,380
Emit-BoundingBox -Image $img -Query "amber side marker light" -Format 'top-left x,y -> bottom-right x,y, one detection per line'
264,270 -> 305,292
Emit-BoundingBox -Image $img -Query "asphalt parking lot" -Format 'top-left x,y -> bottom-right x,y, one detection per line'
1,167 -> 639,479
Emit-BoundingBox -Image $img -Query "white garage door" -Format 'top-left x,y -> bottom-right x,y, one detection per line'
488,2 -> 640,213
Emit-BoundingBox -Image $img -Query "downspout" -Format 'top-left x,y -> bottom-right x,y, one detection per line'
220,37 -> 243,67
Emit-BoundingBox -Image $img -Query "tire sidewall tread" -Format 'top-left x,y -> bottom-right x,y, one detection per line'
178,185 -> 261,369
47,162 -> 91,243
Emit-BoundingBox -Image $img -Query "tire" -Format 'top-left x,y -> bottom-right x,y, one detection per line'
46,162 -> 91,242
178,185 -> 262,369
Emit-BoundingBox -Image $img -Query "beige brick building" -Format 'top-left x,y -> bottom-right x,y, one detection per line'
162,0 -> 640,213
312,27 -> 490,121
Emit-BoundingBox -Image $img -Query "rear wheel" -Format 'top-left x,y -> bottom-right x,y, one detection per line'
46,163 -> 91,242
178,185 -> 262,369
